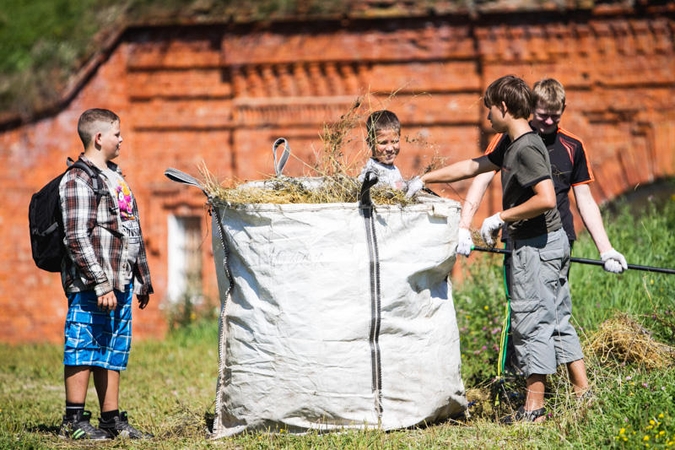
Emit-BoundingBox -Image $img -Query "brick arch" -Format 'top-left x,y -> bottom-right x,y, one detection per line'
2,4 -> 674,343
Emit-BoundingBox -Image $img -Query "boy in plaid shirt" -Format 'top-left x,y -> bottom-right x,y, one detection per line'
58,108 -> 153,440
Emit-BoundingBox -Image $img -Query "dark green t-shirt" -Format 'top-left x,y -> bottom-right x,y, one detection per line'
486,131 -> 562,240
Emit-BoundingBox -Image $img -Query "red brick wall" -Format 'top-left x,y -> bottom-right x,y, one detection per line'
1,8 -> 674,343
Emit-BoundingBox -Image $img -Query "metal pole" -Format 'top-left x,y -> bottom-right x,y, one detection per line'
472,246 -> 675,275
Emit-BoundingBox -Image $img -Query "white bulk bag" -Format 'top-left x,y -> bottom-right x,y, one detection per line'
165,168 -> 467,437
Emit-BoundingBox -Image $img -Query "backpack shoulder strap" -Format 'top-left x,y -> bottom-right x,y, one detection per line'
68,159 -> 104,202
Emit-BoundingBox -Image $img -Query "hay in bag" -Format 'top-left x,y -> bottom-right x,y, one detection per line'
165,142 -> 467,437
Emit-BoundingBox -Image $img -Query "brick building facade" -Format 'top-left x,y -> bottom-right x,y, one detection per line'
1,1 -> 674,343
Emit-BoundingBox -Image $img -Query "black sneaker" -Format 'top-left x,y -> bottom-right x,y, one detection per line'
98,411 -> 153,439
59,410 -> 111,440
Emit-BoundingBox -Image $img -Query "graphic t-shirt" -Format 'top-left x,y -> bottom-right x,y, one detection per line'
104,168 -> 141,283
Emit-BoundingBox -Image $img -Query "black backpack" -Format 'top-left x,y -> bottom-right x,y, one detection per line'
28,159 -> 104,272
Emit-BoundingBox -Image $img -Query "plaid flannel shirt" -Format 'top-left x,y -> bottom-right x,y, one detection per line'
59,156 -> 153,297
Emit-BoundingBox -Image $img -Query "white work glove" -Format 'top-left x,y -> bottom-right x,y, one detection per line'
405,176 -> 424,199
480,212 -> 504,247
457,228 -> 474,256
601,248 -> 628,274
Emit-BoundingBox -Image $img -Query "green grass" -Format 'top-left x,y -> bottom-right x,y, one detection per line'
0,0 -> 126,115
0,0 -> 346,118
2,183 -> 675,449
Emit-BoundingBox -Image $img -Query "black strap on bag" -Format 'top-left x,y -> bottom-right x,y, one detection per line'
359,171 -> 384,418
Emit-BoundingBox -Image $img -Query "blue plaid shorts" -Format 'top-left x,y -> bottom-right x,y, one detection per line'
63,285 -> 133,371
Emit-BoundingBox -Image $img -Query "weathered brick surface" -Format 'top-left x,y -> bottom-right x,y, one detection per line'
1,8 -> 674,343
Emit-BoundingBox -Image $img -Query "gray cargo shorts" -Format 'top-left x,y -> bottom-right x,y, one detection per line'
508,228 -> 584,378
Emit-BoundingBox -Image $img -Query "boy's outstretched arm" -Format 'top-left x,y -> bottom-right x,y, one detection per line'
573,184 -> 627,273
457,171 -> 497,255
422,156 -> 497,185
459,170 -> 497,229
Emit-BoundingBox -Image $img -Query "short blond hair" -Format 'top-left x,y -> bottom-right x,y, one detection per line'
532,79 -> 566,112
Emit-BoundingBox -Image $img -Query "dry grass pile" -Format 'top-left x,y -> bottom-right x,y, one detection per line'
203,174 -> 410,206
465,387 -> 494,419
316,97 -> 364,178
587,313 -> 675,370
465,375 -> 531,423
196,95 -> 434,206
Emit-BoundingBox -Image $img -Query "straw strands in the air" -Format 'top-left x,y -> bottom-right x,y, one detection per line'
196,95 -> 416,206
